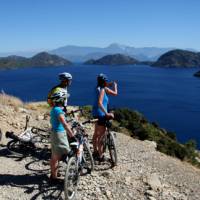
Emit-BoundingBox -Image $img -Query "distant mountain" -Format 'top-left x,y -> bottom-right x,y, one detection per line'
0,51 -> 39,58
0,52 -> 71,69
84,54 -> 139,65
50,43 -> 174,62
152,49 -> 200,67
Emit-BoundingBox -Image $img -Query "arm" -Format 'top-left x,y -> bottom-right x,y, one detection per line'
105,82 -> 118,96
58,114 -> 74,138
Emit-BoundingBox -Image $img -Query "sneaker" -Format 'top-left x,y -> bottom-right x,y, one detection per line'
49,175 -> 63,184
92,152 -> 100,161
98,155 -> 105,162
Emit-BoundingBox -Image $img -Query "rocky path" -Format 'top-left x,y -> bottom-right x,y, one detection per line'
1,128 -> 200,200
0,102 -> 200,200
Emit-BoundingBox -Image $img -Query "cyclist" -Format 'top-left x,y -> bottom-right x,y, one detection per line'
50,89 -> 75,183
92,73 -> 118,161
47,72 -> 72,112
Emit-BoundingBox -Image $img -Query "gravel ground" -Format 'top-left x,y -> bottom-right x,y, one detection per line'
1,103 -> 200,200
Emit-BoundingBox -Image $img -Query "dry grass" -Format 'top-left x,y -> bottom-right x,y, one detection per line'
0,92 -> 23,108
25,101 -> 50,111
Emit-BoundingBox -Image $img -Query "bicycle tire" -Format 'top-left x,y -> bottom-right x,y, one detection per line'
102,132 -> 107,153
108,132 -> 118,166
82,141 -> 94,172
64,156 -> 79,200
7,139 -> 35,156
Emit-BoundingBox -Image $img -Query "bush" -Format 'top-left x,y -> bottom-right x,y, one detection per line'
81,105 -> 92,118
113,107 -> 199,166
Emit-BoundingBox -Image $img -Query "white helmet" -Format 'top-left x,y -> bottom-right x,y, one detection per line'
51,89 -> 67,103
59,72 -> 72,81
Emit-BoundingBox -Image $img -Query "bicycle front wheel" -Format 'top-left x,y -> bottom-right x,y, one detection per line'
108,132 -> 118,166
82,141 -> 94,172
64,156 -> 79,200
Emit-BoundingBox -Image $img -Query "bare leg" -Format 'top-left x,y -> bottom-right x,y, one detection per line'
97,125 -> 106,158
50,154 -> 61,179
92,123 -> 99,153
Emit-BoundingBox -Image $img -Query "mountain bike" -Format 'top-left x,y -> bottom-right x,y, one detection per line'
63,119 -> 96,200
102,119 -> 117,167
6,115 -> 50,156
6,126 -> 50,156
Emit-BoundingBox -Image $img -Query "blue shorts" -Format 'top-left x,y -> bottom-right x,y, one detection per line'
93,116 -> 107,126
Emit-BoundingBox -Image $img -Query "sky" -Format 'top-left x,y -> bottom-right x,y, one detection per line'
0,0 -> 200,53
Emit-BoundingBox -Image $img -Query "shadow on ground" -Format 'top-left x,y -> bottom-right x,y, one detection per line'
0,173 -> 63,200
0,145 -> 63,199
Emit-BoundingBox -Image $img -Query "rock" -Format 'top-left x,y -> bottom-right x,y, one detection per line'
36,115 -> 44,121
146,190 -> 156,197
195,157 -> 200,163
148,197 -> 157,200
18,107 -> 29,113
144,140 -> 157,149
146,173 -> 162,191
105,190 -> 112,197
125,176 -> 132,185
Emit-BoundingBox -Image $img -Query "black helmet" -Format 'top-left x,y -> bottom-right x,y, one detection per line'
97,73 -> 108,82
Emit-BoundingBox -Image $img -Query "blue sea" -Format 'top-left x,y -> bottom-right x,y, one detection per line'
0,64 -> 200,147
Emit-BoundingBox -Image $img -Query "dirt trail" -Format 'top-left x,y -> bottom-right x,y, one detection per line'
0,102 -> 200,200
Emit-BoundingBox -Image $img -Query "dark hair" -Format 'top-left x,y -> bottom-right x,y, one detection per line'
97,78 -> 106,88
97,73 -> 108,88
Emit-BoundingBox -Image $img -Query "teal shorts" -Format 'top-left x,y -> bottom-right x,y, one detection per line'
50,131 -> 70,156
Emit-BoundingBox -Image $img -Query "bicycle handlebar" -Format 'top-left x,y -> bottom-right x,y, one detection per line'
66,108 -> 83,117
82,119 -> 98,125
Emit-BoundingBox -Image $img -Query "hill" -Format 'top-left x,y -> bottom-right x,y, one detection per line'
152,49 -> 200,67
51,43 -> 174,62
0,52 -> 71,69
84,54 -> 139,65
0,94 -> 200,199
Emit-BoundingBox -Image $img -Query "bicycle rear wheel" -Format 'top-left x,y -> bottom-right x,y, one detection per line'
64,156 -> 79,200
82,141 -> 94,172
108,132 -> 117,166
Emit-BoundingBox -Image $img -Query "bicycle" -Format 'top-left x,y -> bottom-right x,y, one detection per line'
6,115 -> 50,157
63,118 -> 96,200
102,119 -> 118,166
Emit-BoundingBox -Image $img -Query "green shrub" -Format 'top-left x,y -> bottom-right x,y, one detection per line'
113,107 -> 199,167
81,105 -> 92,118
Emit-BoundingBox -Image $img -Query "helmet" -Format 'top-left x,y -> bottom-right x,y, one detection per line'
59,72 -> 72,81
51,89 -> 67,103
97,73 -> 108,82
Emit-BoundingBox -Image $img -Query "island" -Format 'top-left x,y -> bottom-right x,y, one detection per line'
152,49 -> 200,67
0,52 -> 71,69
84,53 -> 139,65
